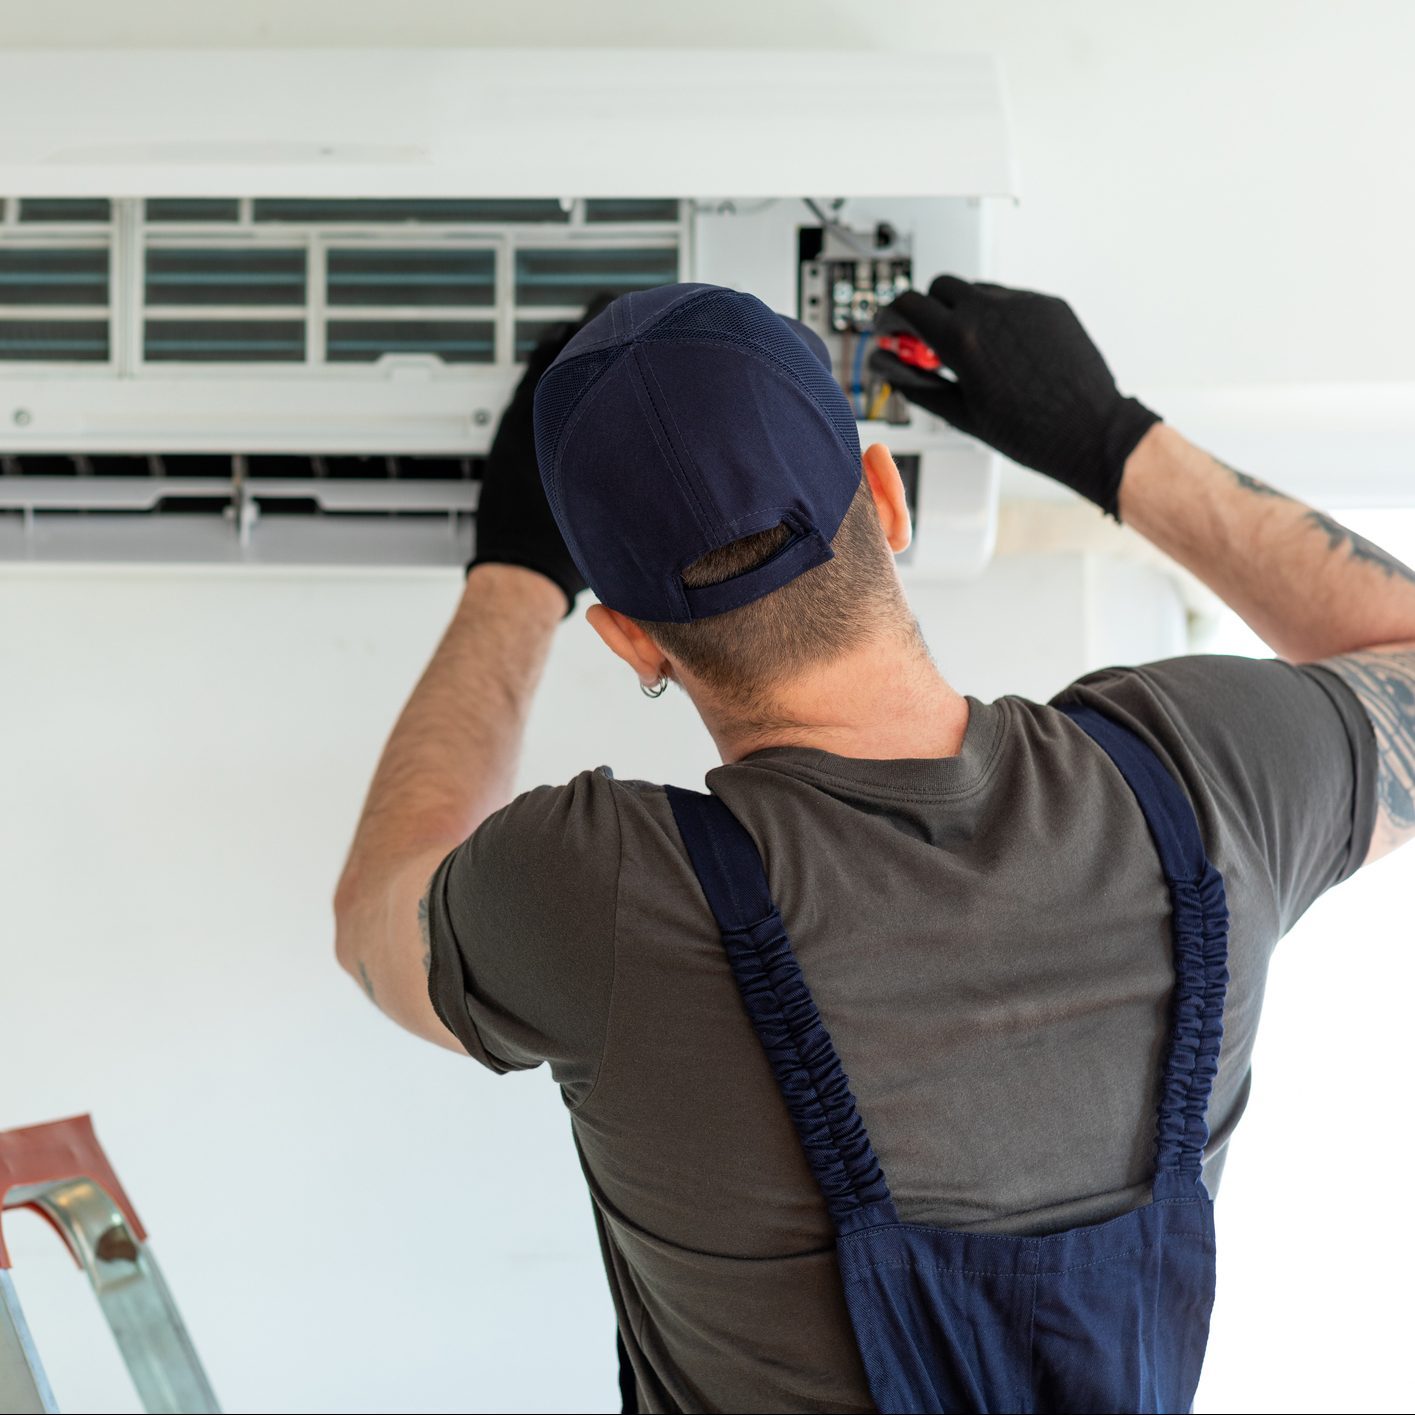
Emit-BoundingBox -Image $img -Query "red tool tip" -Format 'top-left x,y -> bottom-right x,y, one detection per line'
876,332 -> 941,372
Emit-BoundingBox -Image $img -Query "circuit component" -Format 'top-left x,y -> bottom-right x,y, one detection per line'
797,219 -> 912,422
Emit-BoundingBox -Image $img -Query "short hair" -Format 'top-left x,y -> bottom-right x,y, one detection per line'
631,479 -> 913,717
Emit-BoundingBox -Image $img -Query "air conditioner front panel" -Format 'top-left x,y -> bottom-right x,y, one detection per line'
0,50 -> 1017,201
0,47 -> 1015,571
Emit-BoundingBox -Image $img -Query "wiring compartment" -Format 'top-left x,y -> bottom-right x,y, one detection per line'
797,211 -> 912,423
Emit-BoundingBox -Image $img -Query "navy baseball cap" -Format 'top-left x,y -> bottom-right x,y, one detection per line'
533,282 -> 863,622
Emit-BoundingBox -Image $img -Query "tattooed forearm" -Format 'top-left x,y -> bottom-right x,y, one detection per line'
417,888 -> 432,975
1220,460 -> 1291,501
356,959 -> 377,1005
1324,649 -> 1415,856
1224,457 -> 1415,589
1302,511 -> 1415,589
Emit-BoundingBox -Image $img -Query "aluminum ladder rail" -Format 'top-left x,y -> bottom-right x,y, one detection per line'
0,1115 -> 219,1414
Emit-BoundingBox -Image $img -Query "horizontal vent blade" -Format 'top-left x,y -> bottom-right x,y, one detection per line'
326,248 -> 496,307
145,247 -> 307,306
143,319 -> 306,362
514,246 -> 679,307
18,198 -> 112,223
325,319 -> 494,364
145,199 -> 242,223
0,248 -> 109,306
251,198 -> 569,224
584,199 -> 681,223
0,319 -> 109,361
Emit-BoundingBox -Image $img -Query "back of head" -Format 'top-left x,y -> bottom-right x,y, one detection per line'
631,481 -> 910,719
533,283 -> 916,718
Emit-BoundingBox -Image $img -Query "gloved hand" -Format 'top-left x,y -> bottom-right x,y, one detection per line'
870,276 -> 1160,519
468,296 -> 613,612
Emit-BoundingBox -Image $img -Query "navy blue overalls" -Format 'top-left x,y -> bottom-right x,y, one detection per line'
633,706 -> 1231,1415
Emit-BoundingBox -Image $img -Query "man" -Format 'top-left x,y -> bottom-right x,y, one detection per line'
334,278 -> 1410,1412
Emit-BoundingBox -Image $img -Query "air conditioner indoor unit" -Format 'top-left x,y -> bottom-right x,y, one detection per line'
0,49 -> 1017,573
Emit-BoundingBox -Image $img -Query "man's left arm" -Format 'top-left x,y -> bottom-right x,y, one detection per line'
333,564 -> 565,1050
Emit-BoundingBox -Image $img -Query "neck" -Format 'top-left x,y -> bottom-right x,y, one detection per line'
692,628 -> 970,764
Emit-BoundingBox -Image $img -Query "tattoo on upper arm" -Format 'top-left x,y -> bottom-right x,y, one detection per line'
417,887 -> 432,976
356,959 -> 377,1005
1324,649 -> 1415,858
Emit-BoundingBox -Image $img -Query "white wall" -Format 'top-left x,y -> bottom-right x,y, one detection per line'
0,566 -> 669,1415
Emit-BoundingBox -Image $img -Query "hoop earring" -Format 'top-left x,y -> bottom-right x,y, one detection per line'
640,676 -> 669,699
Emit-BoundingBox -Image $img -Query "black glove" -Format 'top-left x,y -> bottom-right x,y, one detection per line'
870,276 -> 1160,519
468,297 -> 614,612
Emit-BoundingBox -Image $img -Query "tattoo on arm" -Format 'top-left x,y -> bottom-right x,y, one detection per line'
1324,649 -> 1415,857
1222,456 -> 1415,857
417,888 -> 432,976
356,959 -> 377,1005
1302,510 -> 1415,589
1220,459 -> 1292,501
1223,458 -> 1415,586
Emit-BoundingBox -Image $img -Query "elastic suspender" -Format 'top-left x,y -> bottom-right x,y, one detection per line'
1059,706 -> 1231,1186
664,785 -> 898,1234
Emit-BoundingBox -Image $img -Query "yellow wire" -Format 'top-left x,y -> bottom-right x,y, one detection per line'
867,382 -> 892,421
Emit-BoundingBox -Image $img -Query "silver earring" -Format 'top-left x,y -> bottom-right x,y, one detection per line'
640,675 -> 669,699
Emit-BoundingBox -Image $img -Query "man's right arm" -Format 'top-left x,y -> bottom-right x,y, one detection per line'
1119,423 -> 1415,863
877,276 -> 1415,868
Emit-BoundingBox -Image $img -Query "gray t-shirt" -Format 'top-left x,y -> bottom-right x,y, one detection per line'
427,656 -> 1376,1414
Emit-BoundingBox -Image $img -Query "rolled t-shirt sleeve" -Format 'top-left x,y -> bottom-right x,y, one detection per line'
425,766 -> 622,1103
1055,655 -> 1378,935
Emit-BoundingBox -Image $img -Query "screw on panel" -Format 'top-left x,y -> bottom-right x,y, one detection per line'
473,408 -> 491,427
12,408 -> 31,427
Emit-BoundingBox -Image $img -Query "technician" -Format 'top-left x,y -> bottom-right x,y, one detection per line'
334,278 -> 1409,1413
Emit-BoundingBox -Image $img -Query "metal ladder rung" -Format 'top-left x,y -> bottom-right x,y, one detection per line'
0,1116 -> 220,1414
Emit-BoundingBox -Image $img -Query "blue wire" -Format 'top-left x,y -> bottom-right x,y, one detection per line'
852,330 -> 869,417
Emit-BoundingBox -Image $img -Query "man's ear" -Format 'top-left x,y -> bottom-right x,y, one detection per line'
862,443 -> 912,553
586,603 -> 672,687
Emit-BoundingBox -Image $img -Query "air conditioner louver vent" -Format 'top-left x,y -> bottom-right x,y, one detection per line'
18,198 -> 112,223
143,319 -> 306,362
2,453 -> 481,481
1,197 -> 684,370
584,199 -> 681,223
326,319 -> 494,364
250,198 -> 570,224
0,248 -> 109,305
145,247 -> 308,306
514,246 -> 680,307
145,199 -> 242,223
0,318 -> 109,360
326,248 -> 495,308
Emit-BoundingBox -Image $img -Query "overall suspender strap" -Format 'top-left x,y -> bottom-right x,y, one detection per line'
664,785 -> 899,1233
1059,705 -> 1231,1185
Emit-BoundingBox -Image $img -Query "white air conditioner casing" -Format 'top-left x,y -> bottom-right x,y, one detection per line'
0,50 -> 1016,200
0,49 -> 1017,574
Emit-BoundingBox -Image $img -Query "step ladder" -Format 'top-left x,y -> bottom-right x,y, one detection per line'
0,1115 -> 220,1414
